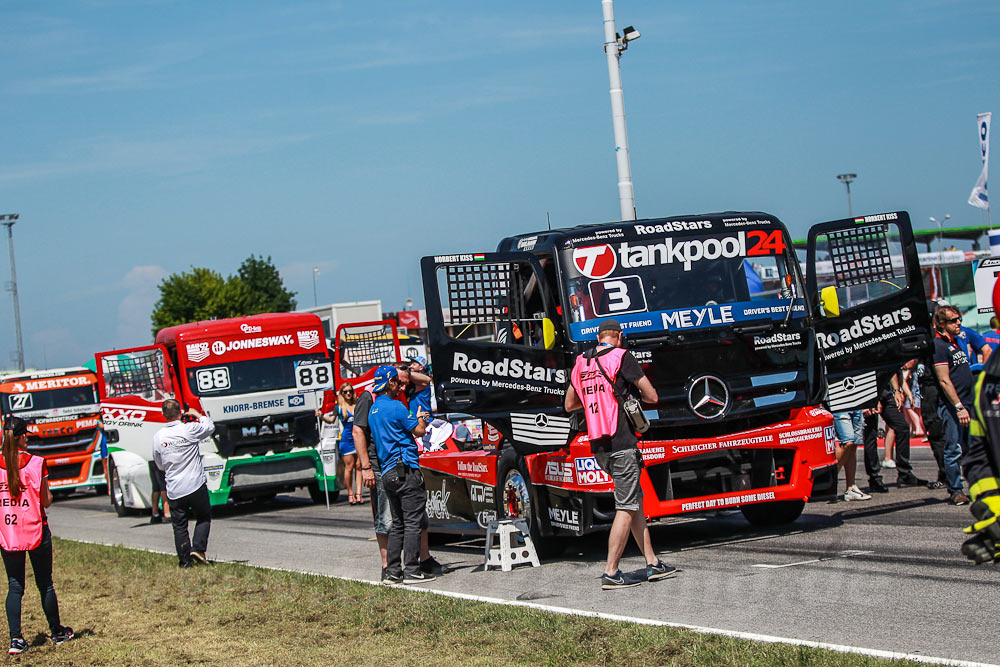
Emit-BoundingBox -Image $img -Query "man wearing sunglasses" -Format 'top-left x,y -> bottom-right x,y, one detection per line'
934,306 -> 973,505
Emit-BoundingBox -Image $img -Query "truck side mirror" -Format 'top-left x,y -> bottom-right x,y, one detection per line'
542,318 -> 557,350
819,286 -> 840,318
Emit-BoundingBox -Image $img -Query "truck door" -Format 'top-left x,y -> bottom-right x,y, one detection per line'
95,345 -> 178,461
420,252 -> 569,453
805,211 -> 932,411
334,320 -> 402,393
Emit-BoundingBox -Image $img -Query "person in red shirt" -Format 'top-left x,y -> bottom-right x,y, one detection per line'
0,417 -> 73,655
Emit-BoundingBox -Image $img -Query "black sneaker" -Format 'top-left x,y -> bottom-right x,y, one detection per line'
420,556 -> 443,575
646,560 -> 677,581
869,479 -> 890,493
51,626 -> 74,645
8,638 -> 27,655
403,571 -> 436,585
926,480 -> 946,490
897,475 -> 928,488
150,513 -> 163,524
601,570 -> 639,590
381,571 -> 402,584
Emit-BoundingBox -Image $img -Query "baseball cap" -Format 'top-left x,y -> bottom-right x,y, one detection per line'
597,319 -> 622,335
4,416 -> 27,437
408,355 -> 427,367
371,365 -> 398,393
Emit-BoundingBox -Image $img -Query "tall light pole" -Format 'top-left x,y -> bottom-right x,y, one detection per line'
930,214 -> 952,300
836,173 -> 857,217
602,0 -> 640,222
1,214 -> 24,371
312,266 -> 319,307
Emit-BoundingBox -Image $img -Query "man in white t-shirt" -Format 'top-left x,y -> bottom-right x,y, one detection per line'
153,399 -> 216,568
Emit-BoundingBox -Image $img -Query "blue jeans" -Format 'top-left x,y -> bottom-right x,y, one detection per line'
938,405 -> 967,495
833,410 -> 864,446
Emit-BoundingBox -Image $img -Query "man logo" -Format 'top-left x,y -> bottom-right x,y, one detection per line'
572,244 -> 617,279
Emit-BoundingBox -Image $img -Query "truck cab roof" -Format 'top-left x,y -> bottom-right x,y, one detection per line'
0,366 -> 95,383
496,212 -> 783,254
155,312 -> 324,346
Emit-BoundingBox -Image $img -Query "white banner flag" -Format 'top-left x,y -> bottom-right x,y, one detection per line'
969,112 -> 991,210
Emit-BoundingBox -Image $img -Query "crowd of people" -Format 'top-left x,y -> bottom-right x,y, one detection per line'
829,300 -> 999,508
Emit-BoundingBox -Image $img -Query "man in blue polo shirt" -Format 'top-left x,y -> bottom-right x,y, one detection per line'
368,365 -> 433,584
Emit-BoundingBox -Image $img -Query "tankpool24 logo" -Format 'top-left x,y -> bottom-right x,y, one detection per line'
571,230 -> 784,277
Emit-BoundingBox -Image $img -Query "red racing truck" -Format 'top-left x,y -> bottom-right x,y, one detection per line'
411,211 -> 931,552
95,312 -> 336,515
0,367 -> 106,496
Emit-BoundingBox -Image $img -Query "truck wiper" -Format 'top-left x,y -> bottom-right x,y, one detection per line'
733,322 -> 774,335
779,294 -> 797,328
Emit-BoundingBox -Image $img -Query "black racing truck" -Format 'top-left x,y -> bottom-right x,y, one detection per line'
406,211 -> 930,550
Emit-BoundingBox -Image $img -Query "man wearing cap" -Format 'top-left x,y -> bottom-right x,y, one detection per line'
367,365 -> 434,584
564,319 -> 676,590
405,357 -> 433,416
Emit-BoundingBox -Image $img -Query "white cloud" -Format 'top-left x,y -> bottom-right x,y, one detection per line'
116,265 -> 167,346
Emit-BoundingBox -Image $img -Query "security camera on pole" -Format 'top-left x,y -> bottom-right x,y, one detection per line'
602,0 -> 640,222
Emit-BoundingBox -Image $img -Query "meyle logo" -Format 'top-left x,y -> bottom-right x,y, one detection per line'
211,335 -> 295,356
297,330 -> 320,350
187,343 -> 210,362
547,507 -> 580,528
572,230 -> 784,275
815,307 -> 911,349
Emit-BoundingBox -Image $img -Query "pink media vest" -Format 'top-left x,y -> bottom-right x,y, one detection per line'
0,455 -> 44,552
571,347 -> 626,440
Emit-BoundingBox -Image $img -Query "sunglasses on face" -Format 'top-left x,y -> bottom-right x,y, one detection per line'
945,317 -> 962,324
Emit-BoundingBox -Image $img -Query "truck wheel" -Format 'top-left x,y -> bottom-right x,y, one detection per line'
497,460 -> 564,559
308,482 -> 341,504
740,500 -> 805,526
109,461 -> 132,517
94,484 -> 108,496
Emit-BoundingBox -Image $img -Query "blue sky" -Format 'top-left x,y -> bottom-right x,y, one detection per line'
0,0 -> 997,369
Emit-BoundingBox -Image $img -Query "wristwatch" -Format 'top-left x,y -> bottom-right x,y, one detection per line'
955,403 -> 965,410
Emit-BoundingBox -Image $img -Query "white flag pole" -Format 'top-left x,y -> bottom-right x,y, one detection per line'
969,112 -> 991,227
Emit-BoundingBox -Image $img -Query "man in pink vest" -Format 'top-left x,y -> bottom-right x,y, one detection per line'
565,319 -> 676,590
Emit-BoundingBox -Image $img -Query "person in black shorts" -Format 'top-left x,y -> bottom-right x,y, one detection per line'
148,461 -> 170,524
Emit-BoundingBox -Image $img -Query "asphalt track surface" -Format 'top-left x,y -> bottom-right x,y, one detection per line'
48,448 -> 997,665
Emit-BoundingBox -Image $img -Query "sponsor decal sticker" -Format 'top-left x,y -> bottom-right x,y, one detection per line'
681,491 -> 776,512
633,220 -> 713,235
574,457 -> 611,486
547,507 -> 580,530
753,331 -> 802,351
221,398 -> 286,415
426,480 -> 451,520
209,335 -> 296,357
470,483 -> 494,504
240,323 -> 262,333
6,376 -> 92,392
297,330 -> 320,350
452,352 -> 567,386
544,460 -> 574,484
815,307 -> 912,351
187,342 -> 210,362
287,394 -> 306,407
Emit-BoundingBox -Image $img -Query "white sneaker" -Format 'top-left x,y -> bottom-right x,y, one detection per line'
844,485 -> 872,501
882,459 -> 896,469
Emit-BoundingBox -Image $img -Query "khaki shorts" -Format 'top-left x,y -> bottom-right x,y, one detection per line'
595,448 -> 643,512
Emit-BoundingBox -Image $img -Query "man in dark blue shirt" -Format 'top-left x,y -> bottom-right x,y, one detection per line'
368,365 -> 432,584
934,306 -> 974,505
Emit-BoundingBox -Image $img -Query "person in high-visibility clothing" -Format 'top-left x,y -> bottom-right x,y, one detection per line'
0,417 -> 73,655
961,280 -> 1000,564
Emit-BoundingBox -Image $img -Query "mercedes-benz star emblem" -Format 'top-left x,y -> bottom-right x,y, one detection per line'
842,377 -> 856,391
534,414 -> 549,428
687,375 -> 730,420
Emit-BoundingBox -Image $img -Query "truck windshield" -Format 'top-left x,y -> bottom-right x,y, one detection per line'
558,227 -> 806,341
186,352 -> 327,397
2,385 -> 99,415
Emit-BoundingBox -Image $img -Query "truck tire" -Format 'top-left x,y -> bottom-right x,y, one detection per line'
497,458 -> 564,559
109,461 -> 133,517
740,500 -> 805,526
308,482 -> 341,505
94,484 -> 108,497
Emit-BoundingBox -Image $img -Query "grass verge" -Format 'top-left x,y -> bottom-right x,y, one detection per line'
5,538 -> 921,666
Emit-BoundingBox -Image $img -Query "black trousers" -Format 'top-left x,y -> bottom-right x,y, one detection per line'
168,484 -> 211,567
919,383 -> 948,482
1,525 -> 60,639
864,393 -> 912,483
382,466 -> 428,578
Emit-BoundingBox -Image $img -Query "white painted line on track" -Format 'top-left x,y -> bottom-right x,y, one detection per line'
752,549 -> 874,569
67,538 -> 996,667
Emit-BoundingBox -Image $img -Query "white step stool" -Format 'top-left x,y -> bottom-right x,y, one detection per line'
484,518 -> 540,571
